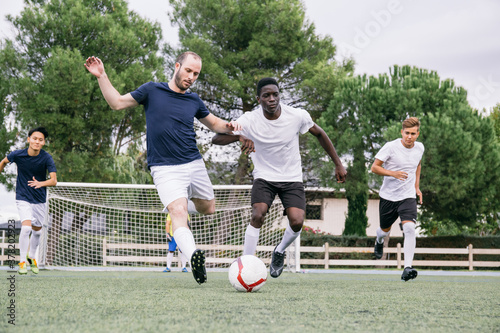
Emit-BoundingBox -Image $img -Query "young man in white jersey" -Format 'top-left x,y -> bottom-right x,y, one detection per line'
212,77 -> 347,278
85,52 -> 241,284
371,117 -> 424,281
0,127 -> 57,275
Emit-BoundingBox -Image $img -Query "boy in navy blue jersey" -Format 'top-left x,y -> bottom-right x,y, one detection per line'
0,127 -> 57,275
85,51 -> 241,284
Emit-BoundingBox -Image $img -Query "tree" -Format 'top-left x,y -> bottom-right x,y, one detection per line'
491,104 -> 500,141
0,41 -> 19,189
2,0 -> 165,183
416,107 -> 500,235
316,65 -> 500,235
168,0 -> 352,184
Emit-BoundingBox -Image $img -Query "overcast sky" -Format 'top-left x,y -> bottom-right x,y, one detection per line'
1,0 -> 499,219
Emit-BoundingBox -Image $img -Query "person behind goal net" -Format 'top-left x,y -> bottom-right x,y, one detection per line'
85,52 -> 242,284
164,214 -> 189,273
212,77 -> 347,278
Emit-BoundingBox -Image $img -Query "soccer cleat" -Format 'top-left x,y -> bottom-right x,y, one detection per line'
190,249 -> 207,284
270,246 -> 285,278
27,256 -> 39,274
18,262 -> 28,275
182,267 -> 188,273
401,266 -> 418,281
163,267 -> 171,272
374,240 -> 384,259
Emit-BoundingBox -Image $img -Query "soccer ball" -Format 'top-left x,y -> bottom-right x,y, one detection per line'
228,255 -> 267,292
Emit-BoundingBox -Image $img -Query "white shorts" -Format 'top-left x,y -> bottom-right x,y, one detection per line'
16,200 -> 47,227
150,159 -> 215,211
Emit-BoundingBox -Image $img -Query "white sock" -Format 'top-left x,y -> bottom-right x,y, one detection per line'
180,252 -> 188,269
187,200 -> 199,214
376,227 -> 390,244
243,224 -> 260,255
19,226 -> 32,262
166,252 -> 174,269
29,229 -> 42,259
173,227 -> 197,259
275,225 -> 301,254
403,222 -> 416,268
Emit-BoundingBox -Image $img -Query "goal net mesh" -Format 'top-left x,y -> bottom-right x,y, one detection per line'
39,183 -> 296,270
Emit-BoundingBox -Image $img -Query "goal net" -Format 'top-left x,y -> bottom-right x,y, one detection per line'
39,182 -> 299,271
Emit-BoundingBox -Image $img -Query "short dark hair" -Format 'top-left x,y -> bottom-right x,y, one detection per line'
175,51 -> 202,66
257,77 -> 279,97
28,127 -> 49,139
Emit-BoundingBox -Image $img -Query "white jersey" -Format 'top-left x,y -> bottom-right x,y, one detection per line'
375,139 -> 424,201
235,103 -> 314,182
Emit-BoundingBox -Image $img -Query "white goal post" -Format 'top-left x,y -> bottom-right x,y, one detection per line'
39,182 -> 300,271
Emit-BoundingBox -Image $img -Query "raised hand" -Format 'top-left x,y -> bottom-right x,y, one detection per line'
84,56 -> 105,78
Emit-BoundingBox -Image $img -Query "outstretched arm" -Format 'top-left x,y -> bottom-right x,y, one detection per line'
0,157 -> 9,173
84,56 -> 138,110
199,114 -> 242,133
309,124 -> 347,183
212,133 -> 255,154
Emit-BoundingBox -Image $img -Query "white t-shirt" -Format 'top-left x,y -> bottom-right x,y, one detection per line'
235,103 -> 314,182
375,138 -> 425,201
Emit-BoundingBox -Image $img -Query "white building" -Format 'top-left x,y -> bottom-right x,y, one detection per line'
303,188 -> 404,237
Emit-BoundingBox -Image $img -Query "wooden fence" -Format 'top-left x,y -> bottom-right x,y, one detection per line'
101,239 -> 500,271
1,233 -> 498,271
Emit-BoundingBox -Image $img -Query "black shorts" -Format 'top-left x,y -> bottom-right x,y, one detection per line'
251,178 -> 306,212
379,197 -> 417,229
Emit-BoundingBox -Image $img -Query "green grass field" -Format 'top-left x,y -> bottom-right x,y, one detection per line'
2,269 -> 500,332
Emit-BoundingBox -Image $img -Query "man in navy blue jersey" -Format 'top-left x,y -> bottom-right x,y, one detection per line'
85,52 -> 241,284
0,127 -> 57,275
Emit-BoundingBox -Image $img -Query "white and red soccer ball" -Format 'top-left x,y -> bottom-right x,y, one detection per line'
228,255 -> 267,292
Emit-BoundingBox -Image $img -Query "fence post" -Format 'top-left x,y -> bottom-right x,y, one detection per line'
468,244 -> 473,271
397,243 -> 402,269
1,230 -> 4,266
324,242 -> 329,269
102,238 -> 107,267
295,234 -> 301,272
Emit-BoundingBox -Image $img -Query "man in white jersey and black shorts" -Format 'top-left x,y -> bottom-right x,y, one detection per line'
371,117 -> 424,281
85,52 -> 241,284
212,77 -> 347,278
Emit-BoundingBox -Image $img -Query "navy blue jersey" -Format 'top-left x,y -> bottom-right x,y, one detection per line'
7,149 -> 57,204
130,82 -> 210,167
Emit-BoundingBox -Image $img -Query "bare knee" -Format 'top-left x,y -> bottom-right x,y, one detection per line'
287,208 -> 305,232
251,211 -> 266,229
203,201 -> 215,215
191,198 -> 215,215
289,220 -> 304,232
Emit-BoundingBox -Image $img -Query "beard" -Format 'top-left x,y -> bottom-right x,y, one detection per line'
174,71 -> 190,92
